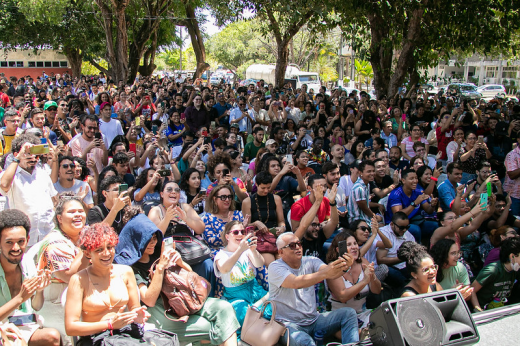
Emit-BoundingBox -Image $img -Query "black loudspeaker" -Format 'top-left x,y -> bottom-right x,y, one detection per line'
368,289 -> 479,346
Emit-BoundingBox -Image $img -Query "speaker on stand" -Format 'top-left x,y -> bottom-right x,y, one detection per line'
367,289 -> 479,346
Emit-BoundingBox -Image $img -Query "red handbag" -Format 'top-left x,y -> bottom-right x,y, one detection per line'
255,231 -> 278,254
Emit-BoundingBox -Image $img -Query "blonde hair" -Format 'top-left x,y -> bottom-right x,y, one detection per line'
221,220 -> 242,246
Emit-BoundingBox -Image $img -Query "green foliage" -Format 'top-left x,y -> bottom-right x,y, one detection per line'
354,59 -> 373,91
82,60 -> 108,75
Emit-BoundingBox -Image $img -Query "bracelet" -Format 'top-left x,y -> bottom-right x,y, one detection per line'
329,201 -> 337,207
430,177 -> 438,182
107,319 -> 114,330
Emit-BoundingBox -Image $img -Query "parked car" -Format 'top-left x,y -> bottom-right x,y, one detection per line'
477,84 -> 507,99
210,75 -> 222,85
447,83 -> 481,102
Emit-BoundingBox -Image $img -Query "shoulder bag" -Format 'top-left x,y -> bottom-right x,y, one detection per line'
241,301 -> 288,346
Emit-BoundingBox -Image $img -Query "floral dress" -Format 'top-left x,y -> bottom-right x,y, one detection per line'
202,210 -> 244,258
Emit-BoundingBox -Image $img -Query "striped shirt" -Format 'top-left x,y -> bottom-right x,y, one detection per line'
347,177 -> 371,224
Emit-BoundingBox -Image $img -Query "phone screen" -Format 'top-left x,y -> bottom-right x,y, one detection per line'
118,183 -> 129,195
338,240 -> 348,258
8,314 -> 37,326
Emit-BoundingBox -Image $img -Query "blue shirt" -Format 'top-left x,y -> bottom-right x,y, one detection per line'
386,186 -> 426,223
380,131 -> 398,148
438,180 -> 458,211
213,103 -> 232,125
165,123 -> 184,146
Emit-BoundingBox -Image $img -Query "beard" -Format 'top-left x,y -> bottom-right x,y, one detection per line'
2,251 -> 23,264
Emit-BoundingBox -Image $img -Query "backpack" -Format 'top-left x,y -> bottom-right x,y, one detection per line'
149,260 -> 211,321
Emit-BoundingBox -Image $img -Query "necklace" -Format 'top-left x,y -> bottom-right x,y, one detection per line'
255,193 -> 269,223
102,204 -> 121,224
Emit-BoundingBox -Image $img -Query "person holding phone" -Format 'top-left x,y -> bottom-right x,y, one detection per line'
459,131 -> 492,184
132,168 -> 162,207
87,176 -> 130,233
69,114 -> 109,172
326,231 -> 381,327
205,152 -> 248,202
179,168 -> 205,214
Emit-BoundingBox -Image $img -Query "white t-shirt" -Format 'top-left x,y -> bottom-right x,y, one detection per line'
377,224 -> 415,269
339,175 -> 356,204
214,249 -> 256,287
99,118 -> 124,148
69,133 -> 106,173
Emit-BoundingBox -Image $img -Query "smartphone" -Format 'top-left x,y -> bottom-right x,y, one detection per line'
180,113 -> 186,121
480,193 -> 488,210
164,237 -> 174,252
210,121 -> 216,129
285,154 -> 293,166
246,226 -> 255,235
57,140 -> 64,147
129,143 -> 136,154
486,182 -> 492,198
152,124 -> 158,135
8,314 -> 37,326
135,116 -> 141,126
94,132 -> 102,140
222,168 -> 230,176
337,205 -> 346,213
269,227 -> 278,236
204,137 -> 211,145
118,183 -> 129,195
478,135 -> 484,143
338,240 -> 348,258
30,144 -> 49,155
197,189 -> 207,199
436,160 -> 443,170
157,169 -> 171,177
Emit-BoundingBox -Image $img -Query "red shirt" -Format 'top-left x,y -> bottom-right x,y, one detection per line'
290,195 -> 330,223
436,125 -> 454,160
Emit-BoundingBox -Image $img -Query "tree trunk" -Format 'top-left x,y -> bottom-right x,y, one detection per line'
183,3 -> 209,78
63,46 -> 83,77
275,41 -> 290,88
94,0 -> 129,83
367,12 -> 392,99
138,32 -> 158,76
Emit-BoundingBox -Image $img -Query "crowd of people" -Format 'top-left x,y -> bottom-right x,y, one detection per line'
0,71 -> 520,346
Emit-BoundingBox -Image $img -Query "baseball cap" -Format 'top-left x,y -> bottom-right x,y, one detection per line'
230,123 -> 240,129
265,139 -> 276,147
100,101 -> 111,110
43,101 -> 58,110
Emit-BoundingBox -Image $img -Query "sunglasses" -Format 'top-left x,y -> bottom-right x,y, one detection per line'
357,226 -> 370,232
281,241 -> 302,250
165,187 -> 181,193
395,224 -> 410,231
229,230 -> 247,236
61,164 -> 76,169
216,195 -> 233,201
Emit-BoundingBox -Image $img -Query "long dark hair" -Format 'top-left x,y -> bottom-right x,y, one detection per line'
134,168 -> 162,193
430,239 -> 455,283
326,231 -> 362,264
180,168 -> 202,195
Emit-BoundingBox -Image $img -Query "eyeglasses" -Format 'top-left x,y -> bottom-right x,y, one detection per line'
310,223 -> 320,228
281,241 -> 302,250
449,251 -> 462,257
216,195 -> 233,201
194,98 -> 202,101
85,126 -> 98,131
238,103 -> 245,106
229,230 -> 247,236
165,187 -> 181,193
421,264 -> 438,274
61,164 -> 76,169
395,224 -> 410,231
5,119 -> 21,123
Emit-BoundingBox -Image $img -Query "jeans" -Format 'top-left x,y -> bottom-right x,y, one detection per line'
408,220 -> 438,245
281,308 -> 359,346
192,258 -> 216,297
510,197 -> 520,218
385,266 -> 410,291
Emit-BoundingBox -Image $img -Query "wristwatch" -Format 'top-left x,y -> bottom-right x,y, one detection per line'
329,201 -> 337,207
410,201 -> 416,207
12,158 -> 20,164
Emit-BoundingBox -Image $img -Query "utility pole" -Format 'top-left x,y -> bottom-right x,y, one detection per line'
350,25 -> 356,88
338,32 -> 344,87
179,27 -> 183,72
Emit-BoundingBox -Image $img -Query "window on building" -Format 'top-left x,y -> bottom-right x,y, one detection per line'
28,61 -> 36,67
16,61 -> 24,67
486,66 -> 497,78
0,61 -> 7,67
502,67 -> 518,79
52,61 -> 59,67
36,62 -> 44,67
8,61 -> 15,67
60,61 -> 68,67
44,62 -> 51,67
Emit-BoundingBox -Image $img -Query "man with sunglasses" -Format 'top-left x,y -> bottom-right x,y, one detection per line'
268,230 -> 359,345
0,134 -> 57,246
53,156 -> 94,209
375,211 -> 415,289
68,114 -> 108,173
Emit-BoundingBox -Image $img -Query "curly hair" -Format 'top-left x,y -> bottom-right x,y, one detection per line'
206,152 -> 233,176
54,196 -> 86,232
72,157 -> 90,181
326,231 -> 362,264
122,206 -> 143,225
397,241 -> 432,274
205,184 -> 235,214
490,225 -> 512,247
429,238 -> 455,283
79,223 -> 118,251
0,209 -> 31,238
179,168 -> 202,194
134,168 -> 162,194
257,154 -> 281,176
